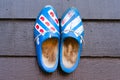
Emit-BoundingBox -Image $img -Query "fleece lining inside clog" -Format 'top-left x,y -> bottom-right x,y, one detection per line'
42,38 -> 58,68
62,38 -> 79,68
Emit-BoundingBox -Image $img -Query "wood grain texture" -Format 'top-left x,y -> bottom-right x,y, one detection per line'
0,0 -> 119,80
0,0 -> 120,19
0,58 -> 120,80
0,20 -> 120,56
83,21 -> 120,56
0,20 -> 35,56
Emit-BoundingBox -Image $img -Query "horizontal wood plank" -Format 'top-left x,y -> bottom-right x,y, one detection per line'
0,58 -> 120,80
0,0 -> 120,19
83,21 -> 120,56
0,20 -> 35,56
0,20 -> 120,56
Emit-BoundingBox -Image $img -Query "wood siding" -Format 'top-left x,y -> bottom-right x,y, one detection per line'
0,0 -> 120,80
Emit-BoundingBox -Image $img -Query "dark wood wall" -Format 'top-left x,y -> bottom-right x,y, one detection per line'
0,0 -> 120,80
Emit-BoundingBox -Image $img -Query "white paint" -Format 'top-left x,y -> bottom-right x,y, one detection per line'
74,25 -> 84,37
39,15 -> 58,33
48,9 -> 59,26
63,16 -> 81,33
35,23 -> 46,35
61,10 -> 75,27
36,38 -> 39,45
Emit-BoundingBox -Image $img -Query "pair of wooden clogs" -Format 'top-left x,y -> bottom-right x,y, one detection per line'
34,5 -> 84,73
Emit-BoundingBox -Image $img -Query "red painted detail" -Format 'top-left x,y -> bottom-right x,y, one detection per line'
51,27 -> 55,31
36,25 -> 39,29
68,12 -> 72,17
62,20 -> 65,25
45,22 -> 50,26
40,29 -> 44,33
40,16 -> 45,21
50,12 -> 54,17
55,19 -> 59,24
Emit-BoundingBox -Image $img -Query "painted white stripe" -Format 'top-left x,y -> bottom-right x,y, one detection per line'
74,25 -> 84,37
35,23 -> 46,35
36,37 -> 40,45
48,9 -> 59,26
39,15 -> 58,33
61,10 -> 75,27
64,16 -> 81,32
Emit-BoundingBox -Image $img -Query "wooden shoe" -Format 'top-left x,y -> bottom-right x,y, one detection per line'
60,7 -> 84,73
34,5 -> 60,73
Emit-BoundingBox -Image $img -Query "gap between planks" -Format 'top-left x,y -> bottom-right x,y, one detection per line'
0,55 -> 120,59
1,18 -> 120,22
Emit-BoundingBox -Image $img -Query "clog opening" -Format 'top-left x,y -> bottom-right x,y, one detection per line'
62,37 -> 79,68
42,38 -> 58,68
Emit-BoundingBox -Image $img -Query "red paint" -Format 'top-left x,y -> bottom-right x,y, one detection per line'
36,25 -> 39,29
40,16 -> 45,21
68,12 -> 72,17
45,22 -> 50,26
55,19 -> 59,24
40,29 -> 44,33
50,12 -> 54,17
62,20 -> 65,25
51,27 -> 55,31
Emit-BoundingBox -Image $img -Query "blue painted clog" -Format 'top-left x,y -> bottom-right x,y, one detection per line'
60,7 -> 84,73
34,5 -> 60,73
